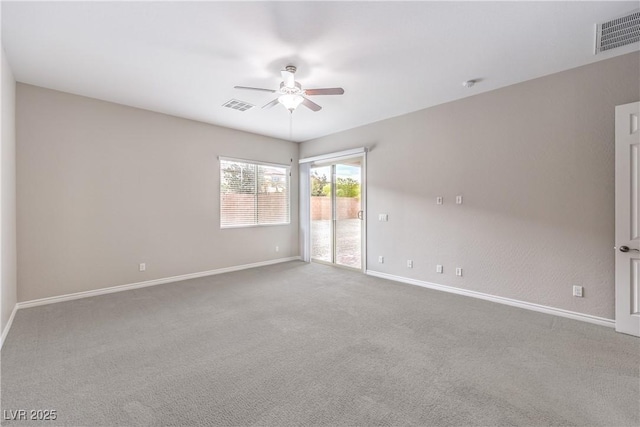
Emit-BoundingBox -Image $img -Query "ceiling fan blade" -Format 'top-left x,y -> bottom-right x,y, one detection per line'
281,70 -> 295,88
234,86 -> 276,93
262,98 -> 280,109
301,97 -> 322,112
304,88 -> 345,96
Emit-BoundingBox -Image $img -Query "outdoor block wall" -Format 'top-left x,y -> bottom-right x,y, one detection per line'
311,197 -> 360,220
221,193 -> 289,226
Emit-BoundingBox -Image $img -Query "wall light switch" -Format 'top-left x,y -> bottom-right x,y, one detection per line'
456,195 -> 463,205
378,256 -> 384,264
436,264 -> 443,274
407,260 -> 413,268
436,196 -> 443,205
378,214 -> 389,221
455,267 -> 463,277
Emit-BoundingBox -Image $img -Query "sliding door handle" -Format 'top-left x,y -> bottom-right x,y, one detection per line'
357,210 -> 364,220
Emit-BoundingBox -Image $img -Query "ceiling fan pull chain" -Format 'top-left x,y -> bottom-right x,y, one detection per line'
289,111 -> 293,141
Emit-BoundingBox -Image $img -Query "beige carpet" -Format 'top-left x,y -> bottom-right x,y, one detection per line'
1,261 -> 638,426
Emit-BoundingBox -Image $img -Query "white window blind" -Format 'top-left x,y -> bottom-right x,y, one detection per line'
220,158 -> 290,228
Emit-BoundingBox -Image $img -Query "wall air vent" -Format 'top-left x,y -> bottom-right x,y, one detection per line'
595,10 -> 640,54
222,99 -> 254,112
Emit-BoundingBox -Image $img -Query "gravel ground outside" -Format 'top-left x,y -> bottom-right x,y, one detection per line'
311,219 -> 361,269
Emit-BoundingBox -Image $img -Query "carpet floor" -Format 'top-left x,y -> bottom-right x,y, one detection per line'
1,261 -> 638,426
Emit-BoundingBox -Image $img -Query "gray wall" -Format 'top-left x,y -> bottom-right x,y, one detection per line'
1,47 -> 17,336
301,52 -> 640,320
17,84 -> 299,302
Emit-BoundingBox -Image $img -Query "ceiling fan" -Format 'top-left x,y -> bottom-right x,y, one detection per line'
234,65 -> 344,113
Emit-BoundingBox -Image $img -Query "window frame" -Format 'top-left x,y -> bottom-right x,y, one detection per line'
219,156 -> 291,229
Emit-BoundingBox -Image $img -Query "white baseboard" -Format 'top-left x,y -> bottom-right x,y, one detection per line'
1,304 -> 18,349
366,270 -> 615,328
17,256 -> 301,310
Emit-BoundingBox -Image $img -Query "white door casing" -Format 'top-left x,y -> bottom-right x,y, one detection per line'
615,101 -> 640,337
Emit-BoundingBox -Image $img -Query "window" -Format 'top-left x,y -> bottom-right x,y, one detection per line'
220,157 -> 290,228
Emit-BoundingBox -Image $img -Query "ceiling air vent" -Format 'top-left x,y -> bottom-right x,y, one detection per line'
595,10 -> 640,54
222,99 -> 254,112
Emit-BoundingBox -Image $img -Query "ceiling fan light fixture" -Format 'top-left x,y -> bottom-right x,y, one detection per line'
278,94 -> 304,111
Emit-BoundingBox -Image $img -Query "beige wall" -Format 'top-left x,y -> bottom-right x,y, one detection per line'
301,52 -> 640,320
16,84 -> 299,302
1,47 -> 17,336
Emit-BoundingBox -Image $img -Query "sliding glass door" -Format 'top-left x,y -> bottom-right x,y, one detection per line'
310,158 -> 363,269
310,165 -> 332,263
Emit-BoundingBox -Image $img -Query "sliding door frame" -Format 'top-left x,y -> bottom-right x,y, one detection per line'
300,148 -> 367,273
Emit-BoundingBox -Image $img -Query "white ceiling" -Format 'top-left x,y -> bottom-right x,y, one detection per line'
2,1 -> 638,142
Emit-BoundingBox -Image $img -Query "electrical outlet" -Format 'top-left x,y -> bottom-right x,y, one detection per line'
275,246 -> 279,252
573,285 -> 583,297
455,267 -> 463,277
139,263 -> 146,272
436,264 -> 443,274
436,196 -> 443,205
407,260 -> 413,268
378,256 -> 384,264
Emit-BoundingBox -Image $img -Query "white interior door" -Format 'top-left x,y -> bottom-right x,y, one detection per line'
615,101 -> 640,337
